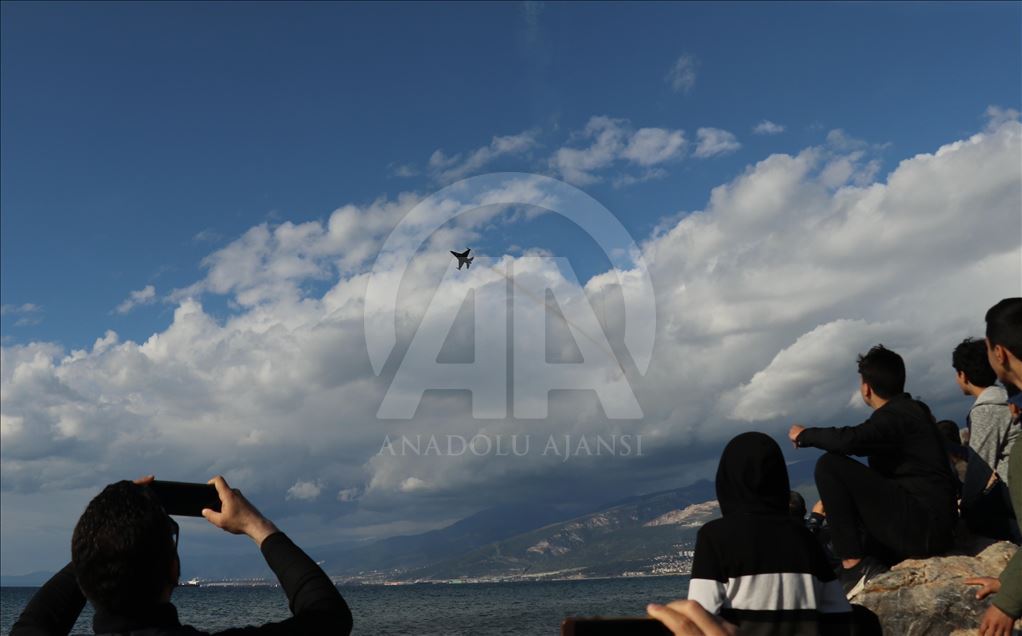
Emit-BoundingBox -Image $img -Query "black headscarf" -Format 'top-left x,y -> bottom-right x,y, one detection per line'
715,432 -> 791,517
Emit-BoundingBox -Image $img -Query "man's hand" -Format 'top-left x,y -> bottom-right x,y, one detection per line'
647,600 -> 738,636
133,475 -> 156,486
201,475 -> 279,547
812,500 -> 825,516
977,603 -> 1017,636
966,577 -> 1002,600
788,424 -> 806,449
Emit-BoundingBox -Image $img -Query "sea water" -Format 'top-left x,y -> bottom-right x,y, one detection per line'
1,575 -> 689,635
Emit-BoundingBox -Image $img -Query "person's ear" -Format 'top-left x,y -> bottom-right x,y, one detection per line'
956,370 -> 969,388
999,343 -> 1017,365
986,339 -> 1005,367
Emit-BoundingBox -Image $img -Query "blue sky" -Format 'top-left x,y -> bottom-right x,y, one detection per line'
3,1 -> 1019,348
2,2 -> 1021,576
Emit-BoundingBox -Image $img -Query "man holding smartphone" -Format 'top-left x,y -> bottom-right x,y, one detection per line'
11,475 -> 353,635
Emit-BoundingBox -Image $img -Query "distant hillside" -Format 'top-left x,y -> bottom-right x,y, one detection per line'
404,479 -> 718,582
7,461 -> 817,584
315,502 -> 592,578
0,571 -> 54,587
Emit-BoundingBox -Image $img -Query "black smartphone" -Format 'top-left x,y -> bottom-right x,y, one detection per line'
562,618 -> 672,635
149,480 -> 221,517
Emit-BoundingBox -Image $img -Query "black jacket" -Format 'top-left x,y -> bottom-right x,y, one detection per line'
797,393 -> 958,526
11,533 -> 353,636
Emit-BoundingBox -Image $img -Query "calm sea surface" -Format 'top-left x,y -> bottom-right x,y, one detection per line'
1,576 -> 689,635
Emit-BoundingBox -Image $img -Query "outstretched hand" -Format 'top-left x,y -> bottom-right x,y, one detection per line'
966,577 -> 1001,600
788,424 -> 806,449
647,600 -> 738,636
201,475 -> 279,547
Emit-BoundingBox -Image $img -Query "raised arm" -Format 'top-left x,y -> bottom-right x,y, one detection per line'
201,476 -> 352,635
9,563 -> 86,636
794,413 -> 900,456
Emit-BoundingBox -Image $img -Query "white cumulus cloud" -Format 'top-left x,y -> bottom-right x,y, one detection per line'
2,112 -> 1019,574
551,117 -> 687,185
753,120 -> 785,135
0,303 -> 42,327
666,54 -> 697,93
693,127 -> 741,158
287,480 -> 324,501
115,285 -> 157,314
427,130 -> 539,184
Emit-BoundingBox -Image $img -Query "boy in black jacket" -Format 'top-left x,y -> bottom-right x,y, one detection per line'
789,345 -> 958,598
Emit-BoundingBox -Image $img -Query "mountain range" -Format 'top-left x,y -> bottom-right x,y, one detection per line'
2,459 -> 819,585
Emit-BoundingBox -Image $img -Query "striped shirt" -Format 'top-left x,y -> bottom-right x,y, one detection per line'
688,513 -> 853,635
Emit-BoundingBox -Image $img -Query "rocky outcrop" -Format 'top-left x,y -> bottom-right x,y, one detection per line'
644,501 -> 720,527
855,539 -> 1019,635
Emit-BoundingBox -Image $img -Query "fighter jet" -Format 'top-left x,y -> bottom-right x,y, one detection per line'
450,248 -> 473,270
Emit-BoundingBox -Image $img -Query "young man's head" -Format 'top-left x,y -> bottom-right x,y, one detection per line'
985,298 -> 1022,385
952,337 -> 998,395
72,481 -> 179,615
857,344 -> 905,407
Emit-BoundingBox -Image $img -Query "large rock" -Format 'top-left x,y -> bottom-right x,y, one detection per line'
855,539 -> 1019,635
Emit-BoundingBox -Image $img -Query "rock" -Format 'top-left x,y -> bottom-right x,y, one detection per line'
855,539 -> 1020,635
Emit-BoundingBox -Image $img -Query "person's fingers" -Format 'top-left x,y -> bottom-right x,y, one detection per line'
664,600 -> 727,636
208,475 -> 233,504
965,577 -> 996,599
201,506 -> 223,527
133,475 -> 155,485
647,603 -> 698,635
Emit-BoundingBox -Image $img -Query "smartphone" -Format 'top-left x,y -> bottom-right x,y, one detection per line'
561,618 -> 672,635
149,480 -> 221,517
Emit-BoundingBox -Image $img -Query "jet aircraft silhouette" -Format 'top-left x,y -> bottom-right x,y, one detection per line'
451,248 -> 473,270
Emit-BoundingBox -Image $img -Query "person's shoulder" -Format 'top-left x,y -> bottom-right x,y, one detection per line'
973,386 -> 1010,409
877,394 -> 932,424
696,516 -> 726,535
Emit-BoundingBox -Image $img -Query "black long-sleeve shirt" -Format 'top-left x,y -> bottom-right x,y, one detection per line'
11,532 -> 353,636
796,393 -> 958,524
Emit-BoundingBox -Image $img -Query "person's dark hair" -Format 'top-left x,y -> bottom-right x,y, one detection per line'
985,298 -> 1022,359
1006,382 -> 1020,399
788,491 -> 807,521
856,344 -> 905,399
72,481 -> 177,614
952,337 -> 998,388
